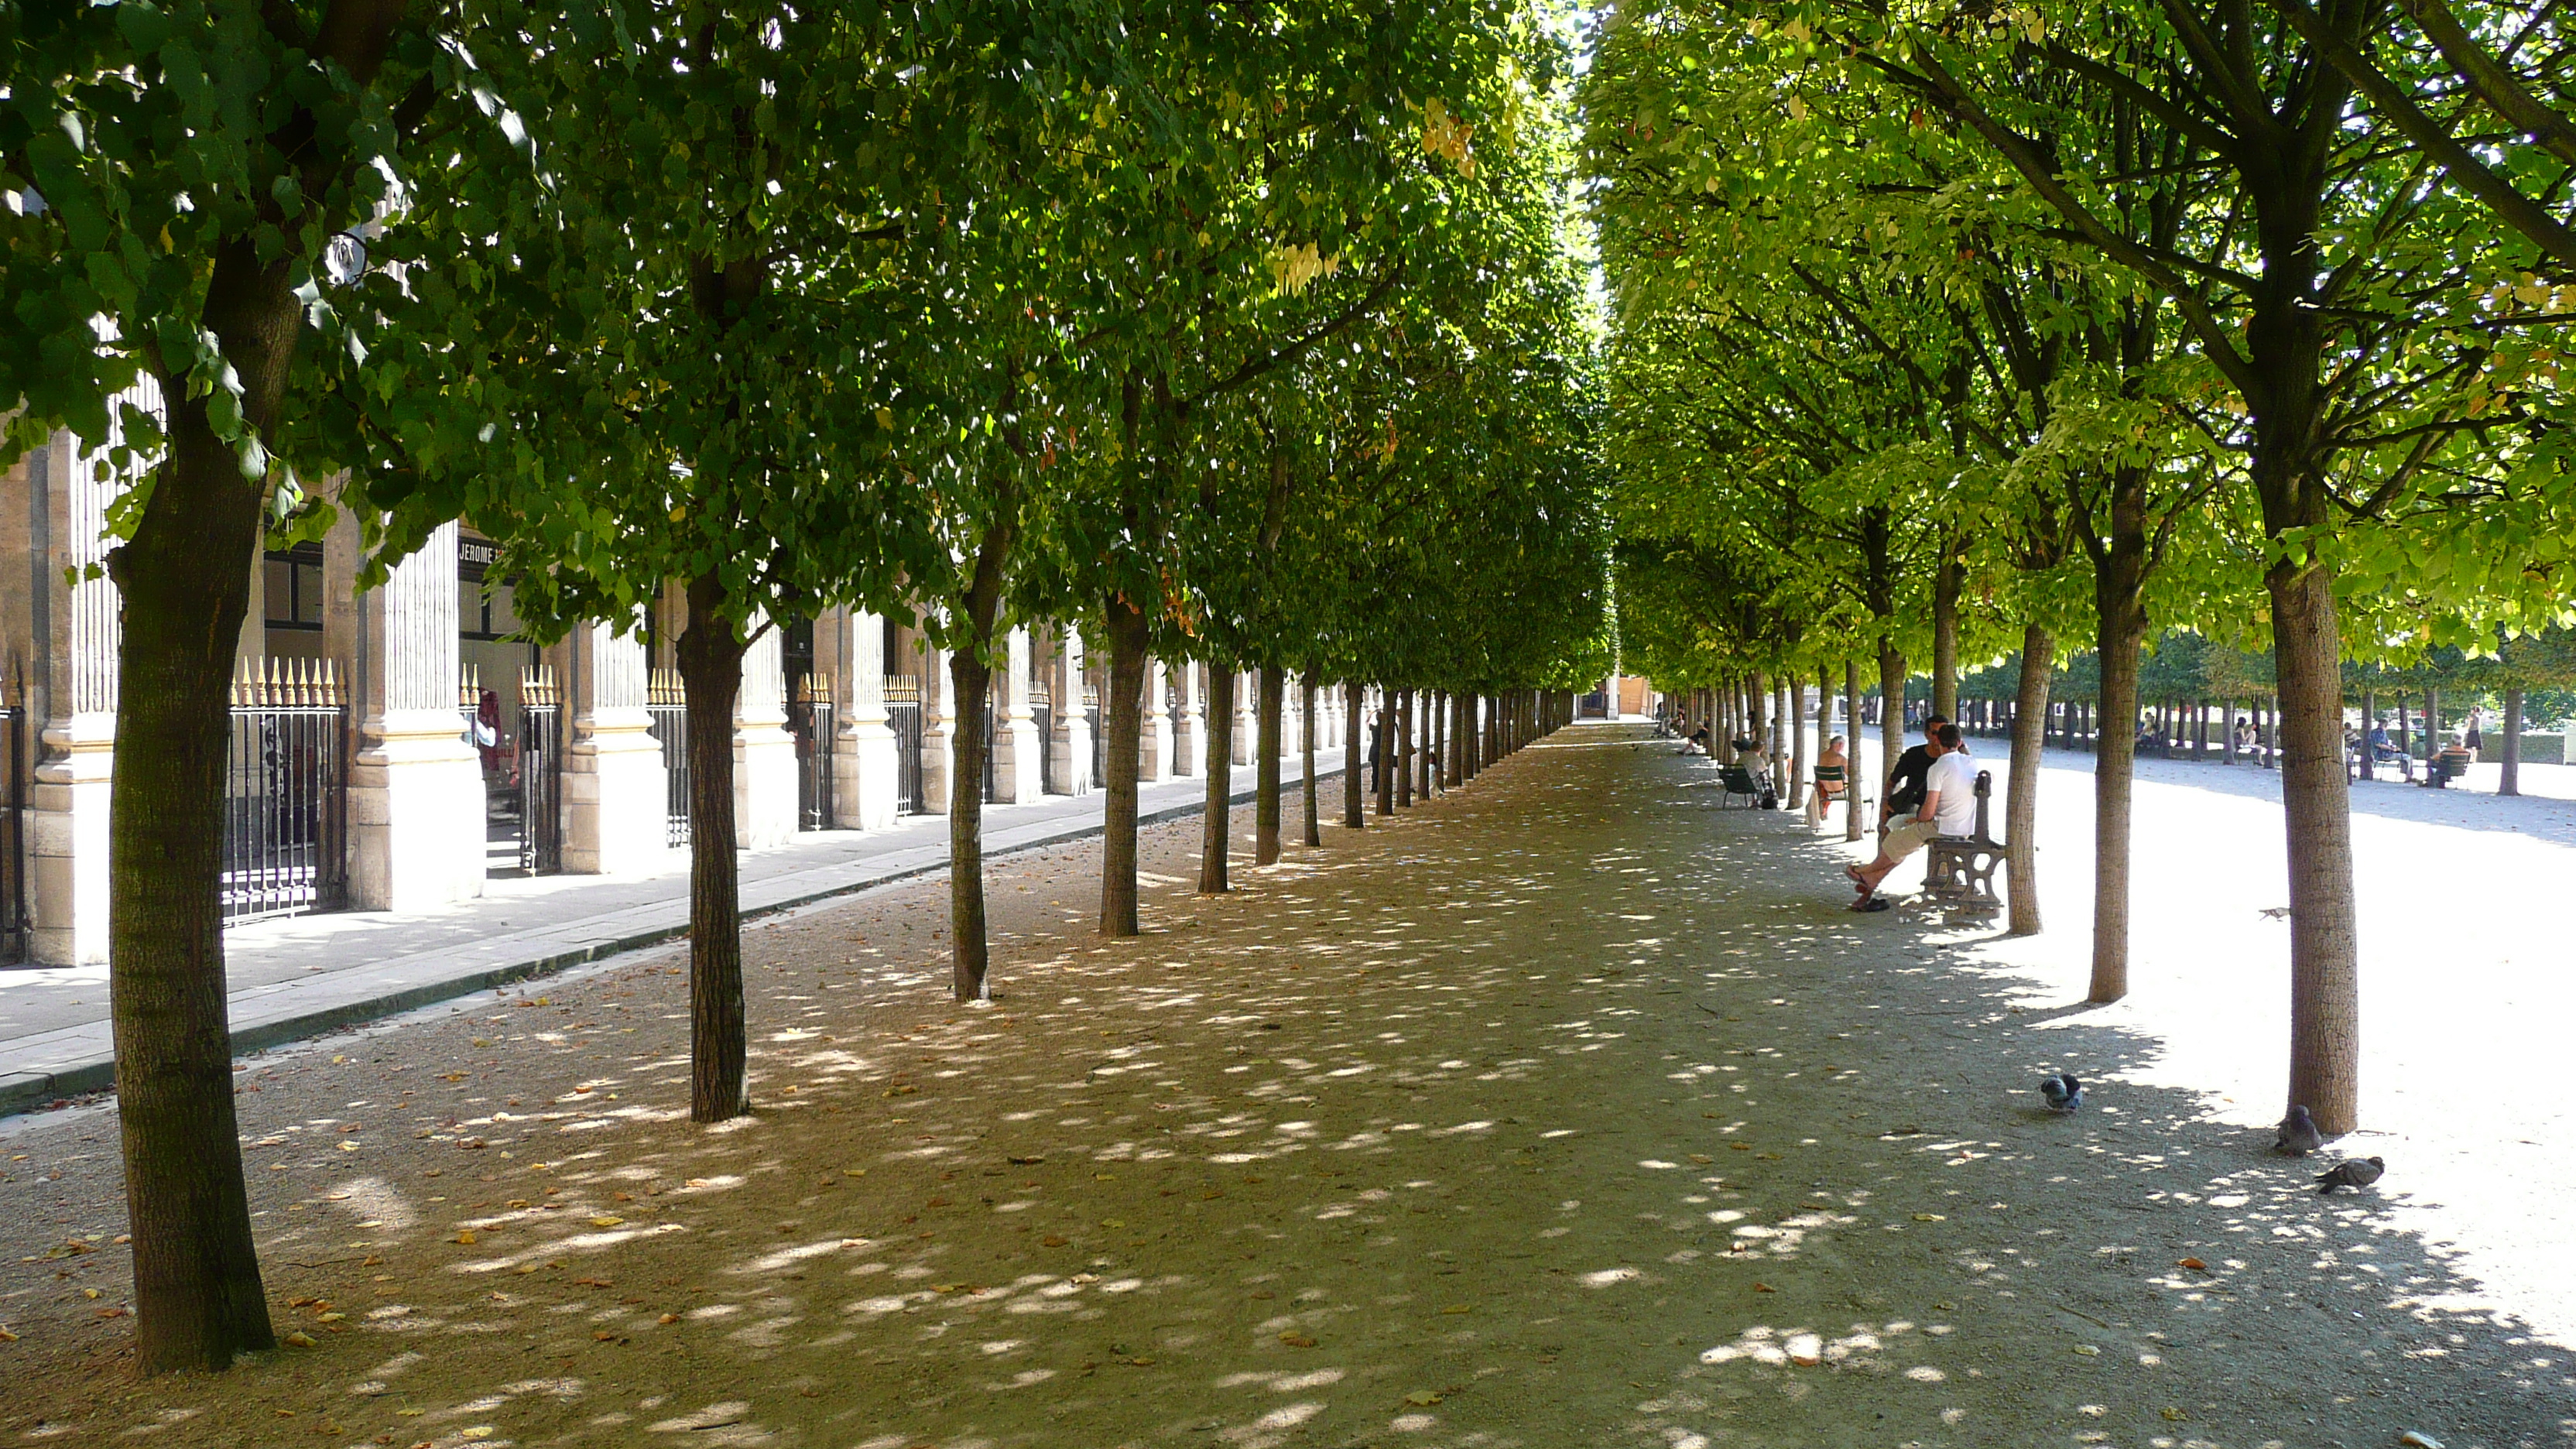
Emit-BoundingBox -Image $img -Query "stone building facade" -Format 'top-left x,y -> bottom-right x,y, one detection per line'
0,424 -> 1351,966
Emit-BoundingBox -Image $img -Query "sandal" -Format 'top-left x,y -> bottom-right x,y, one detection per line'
1849,896 -> 1892,913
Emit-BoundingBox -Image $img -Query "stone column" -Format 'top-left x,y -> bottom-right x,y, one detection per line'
829,608 -> 899,831
1139,657 -> 1172,783
1230,670 -> 1255,766
1283,673 -> 1305,762
561,622 -> 666,875
343,520 -> 485,911
992,625 -> 1043,804
734,622 -> 798,848
1173,660 -> 1204,776
22,430 -> 116,964
1050,627 -> 1091,796
917,630 -> 951,813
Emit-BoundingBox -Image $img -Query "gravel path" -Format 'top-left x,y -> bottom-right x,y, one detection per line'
0,724 -> 2568,1449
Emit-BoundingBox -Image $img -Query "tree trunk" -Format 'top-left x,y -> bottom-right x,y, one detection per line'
2502,687 -> 2523,796
675,574 -> 751,1115
1302,676 -> 1322,844
2006,622 -> 2054,937
945,644 -> 995,999
1786,677 -> 1807,808
1932,553 -> 1962,721
1396,688 -> 1414,807
106,253 -> 289,1370
1096,596 -> 1149,936
1344,683 -> 1365,828
1255,666 -> 1283,865
2089,575 -> 2148,1004
2269,559 -> 2361,1133
1876,641 -> 1907,824
1201,664 -> 1235,892
2356,690 -> 2374,780
1380,686 -> 1401,814
1844,659 -> 1866,841
2425,685 -> 2441,759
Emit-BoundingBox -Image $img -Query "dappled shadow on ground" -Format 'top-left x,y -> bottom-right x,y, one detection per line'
1,731 -> 2570,1448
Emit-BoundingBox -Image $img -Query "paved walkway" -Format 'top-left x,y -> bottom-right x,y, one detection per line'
0,751 -> 1343,1115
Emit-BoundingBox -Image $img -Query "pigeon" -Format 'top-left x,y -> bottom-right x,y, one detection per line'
2039,1073 -> 2084,1112
2314,1156 -> 2385,1194
2273,1105 -> 2324,1156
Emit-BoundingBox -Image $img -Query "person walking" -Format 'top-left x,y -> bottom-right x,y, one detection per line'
2465,705 -> 2485,755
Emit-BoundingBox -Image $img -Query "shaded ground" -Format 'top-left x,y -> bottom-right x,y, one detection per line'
1,728 -> 2571,1449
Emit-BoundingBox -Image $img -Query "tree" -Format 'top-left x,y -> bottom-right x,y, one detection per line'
2,0 -> 469,1372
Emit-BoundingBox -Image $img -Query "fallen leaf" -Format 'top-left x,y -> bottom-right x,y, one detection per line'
1403,1390 -> 1443,1406
282,1331 -> 317,1348
657,1314 -> 680,1325
1687,1154 -> 1714,1164
453,1231 -> 477,1245
590,1215 -> 625,1228
1752,1283 -> 1776,1293
1279,1332 -> 1317,1348
2160,1408 -> 2187,1422
2177,1257 -> 2208,1271
1439,1305 -> 1471,1314
1911,1214 -> 1944,1222
1728,1142 -> 1752,1152
2072,1345 -> 2101,1356
1041,1236 -> 1070,1248
1009,1156 -> 1045,1166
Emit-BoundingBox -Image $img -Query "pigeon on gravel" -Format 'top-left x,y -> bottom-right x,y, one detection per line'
2039,1073 -> 2084,1112
2314,1156 -> 2385,1193
2273,1105 -> 2325,1156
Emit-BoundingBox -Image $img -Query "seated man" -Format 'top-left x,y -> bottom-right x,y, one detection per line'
1847,723 -> 1975,907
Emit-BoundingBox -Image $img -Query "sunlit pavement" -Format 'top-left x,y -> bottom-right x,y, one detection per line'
1,722 -> 2570,1447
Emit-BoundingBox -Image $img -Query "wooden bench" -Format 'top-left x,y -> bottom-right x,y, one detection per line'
1920,770 -> 2005,923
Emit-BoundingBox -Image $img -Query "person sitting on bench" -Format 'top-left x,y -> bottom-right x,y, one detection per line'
1848,723 -> 1972,907
1807,735 -> 1850,824
1680,724 -> 1711,756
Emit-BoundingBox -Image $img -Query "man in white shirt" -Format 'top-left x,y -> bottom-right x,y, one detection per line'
1845,723 -> 1976,906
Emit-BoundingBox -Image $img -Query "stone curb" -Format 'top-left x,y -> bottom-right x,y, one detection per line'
0,774 -> 1325,1120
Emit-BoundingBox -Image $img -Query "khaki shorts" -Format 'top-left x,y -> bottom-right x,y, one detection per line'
1882,818 -> 1941,862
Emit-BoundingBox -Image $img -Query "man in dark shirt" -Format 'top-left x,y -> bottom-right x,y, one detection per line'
1881,714 -> 1951,833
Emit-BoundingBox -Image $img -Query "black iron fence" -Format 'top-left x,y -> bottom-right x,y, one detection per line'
792,674 -> 837,831
0,701 -> 23,963
647,668 -> 691,848
1033,683 -> 1056,796
885,675 -> 924,814
519,667 -> 563,874
223,658 -> 348,925
1087,683 -> 1104,789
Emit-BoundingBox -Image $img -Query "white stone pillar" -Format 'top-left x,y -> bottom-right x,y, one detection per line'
562,622 -> 666,874
1173,661 -> 1204,776
24,430 -> 116,964
1284,673 -> 1305,759
346,521 -> 485,911
1230,670 -> 1256,767
917,632 -> 951,814
1050,628 -> 1091,796
734,622 -> 798,848
832,609 -> 899,831
992,626 -> 1043,804
1138,658 -> 1171,783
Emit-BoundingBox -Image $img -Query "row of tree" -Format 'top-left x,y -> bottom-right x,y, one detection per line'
1584,0 -> 2574,1146
4,0 -> 1608,1374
